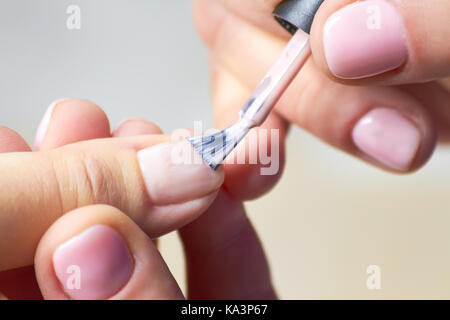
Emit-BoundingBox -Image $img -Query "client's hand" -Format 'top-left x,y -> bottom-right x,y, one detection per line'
0,99 -> 276,300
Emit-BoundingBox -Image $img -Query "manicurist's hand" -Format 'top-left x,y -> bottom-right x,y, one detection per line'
0,99 -> 276,300
194,0 -> 450,173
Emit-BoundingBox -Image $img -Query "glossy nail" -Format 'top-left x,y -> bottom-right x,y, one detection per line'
352,108 -> 421,171
323,0 -> 407,79
34,99 -> 67,151
137,140 -> 224,205
53,225 -> 133,300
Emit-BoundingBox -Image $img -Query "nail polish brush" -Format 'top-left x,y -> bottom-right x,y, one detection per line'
187,0 -> 324,170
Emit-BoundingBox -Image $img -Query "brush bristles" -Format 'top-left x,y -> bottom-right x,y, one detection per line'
186,119 -> 253,170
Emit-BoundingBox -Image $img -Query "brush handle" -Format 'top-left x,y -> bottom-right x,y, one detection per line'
239,29 -> 311,127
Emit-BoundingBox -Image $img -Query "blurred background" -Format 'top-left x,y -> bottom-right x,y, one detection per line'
1,1 -> 450,299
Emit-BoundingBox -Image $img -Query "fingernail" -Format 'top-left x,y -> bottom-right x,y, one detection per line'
137,140 -> 224,205
323,0 -> 407,79
34,99 -> 67,151
352,108 -> 421,171
53,225 -> 133,300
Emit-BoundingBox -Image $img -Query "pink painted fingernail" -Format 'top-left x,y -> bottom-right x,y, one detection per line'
53,225 -> 133,300
137,140 -> 224,205
323,0 -> 408,79
352,108 -> 421,171
34,99 -> 67,151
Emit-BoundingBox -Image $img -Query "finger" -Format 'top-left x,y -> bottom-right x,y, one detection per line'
1,100 -> 113,299
0,102 -> 140,299
194,0 -> 288,40
0,135 -> 224,271
35,205 -> 183,300
442,77 -> 450,90
34,99 -> 111,151
112,120 -> 165,190
0,126 -> 31,152
113,118 -> 163,137
1,99 -> 115,299
402,81 -> 450,143
311,0 -> 450,84
179,189 -> 276,299
0,266 -> 42,300
0,128 -> 37,299
196,0 -> 438,172
211,61 -> 288,200
203,0 -> 450,84
113,118 -> 165,248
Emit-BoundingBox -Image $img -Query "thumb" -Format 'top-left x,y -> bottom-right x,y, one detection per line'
35,205 -> 184,300
0,135 -> 223,271
311,0 -> 450,84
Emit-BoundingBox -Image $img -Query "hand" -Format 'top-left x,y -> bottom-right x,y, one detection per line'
32,192 -> 275,300
0,99 -> 276,299
194,0 -> 450,173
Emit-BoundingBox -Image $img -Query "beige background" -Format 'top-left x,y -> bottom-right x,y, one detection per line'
161,129 -> 450,299
1,1 -> 449,299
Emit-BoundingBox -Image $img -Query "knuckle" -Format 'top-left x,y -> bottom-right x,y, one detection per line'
53,149 -> 125,211
78,153 -> 119,206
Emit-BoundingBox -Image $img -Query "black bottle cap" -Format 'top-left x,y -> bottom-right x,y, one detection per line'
272,0 -> 324,34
